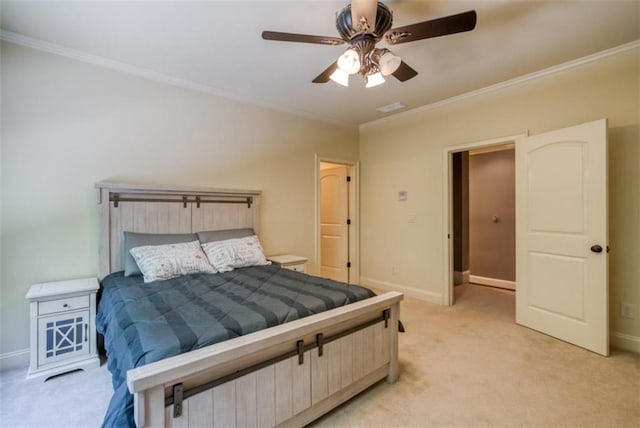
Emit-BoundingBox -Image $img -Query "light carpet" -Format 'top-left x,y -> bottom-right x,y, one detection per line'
1,284 -> 638,427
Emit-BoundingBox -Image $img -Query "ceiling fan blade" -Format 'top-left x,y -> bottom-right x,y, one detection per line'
312,62 -> 339,83
350,0 -> 378,32
262,31 -> 344,46
385,10 -> 477,45
392,61 -> 418,82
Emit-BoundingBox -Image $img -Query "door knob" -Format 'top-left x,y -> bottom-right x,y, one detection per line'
590,245 -> 603,253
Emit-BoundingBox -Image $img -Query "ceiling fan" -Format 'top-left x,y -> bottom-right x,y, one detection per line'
262,0 -> 477,88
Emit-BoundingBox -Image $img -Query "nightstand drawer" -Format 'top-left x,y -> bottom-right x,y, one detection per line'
285,264 -> 306,273
39,296 -> 89,315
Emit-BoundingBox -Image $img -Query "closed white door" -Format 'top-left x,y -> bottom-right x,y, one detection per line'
320,165 -> 349,282
516,119 -> 608,355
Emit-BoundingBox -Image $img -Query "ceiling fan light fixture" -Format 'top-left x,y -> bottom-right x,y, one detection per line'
329,68 -> 350,87
379,51 -> 402,76
337,48 -> 361,74
365,71 -> 385,88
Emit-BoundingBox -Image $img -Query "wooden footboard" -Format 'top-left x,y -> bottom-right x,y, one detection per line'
127,291 -> 403,427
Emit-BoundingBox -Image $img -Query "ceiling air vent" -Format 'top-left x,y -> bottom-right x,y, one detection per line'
376,102 -> 406,113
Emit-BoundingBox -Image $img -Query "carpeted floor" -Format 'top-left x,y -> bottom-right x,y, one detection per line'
1,284 -> 638,427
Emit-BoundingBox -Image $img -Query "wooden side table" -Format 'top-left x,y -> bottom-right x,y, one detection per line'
26,277 -> 100,381
268,254 -> 308,273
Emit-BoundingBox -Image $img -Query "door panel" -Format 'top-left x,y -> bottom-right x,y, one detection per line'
320,166 -> 349,282
528,143 -> 586,233
528,252 -> 586,320
516,119 -> 608,355
321,236 -> 341,268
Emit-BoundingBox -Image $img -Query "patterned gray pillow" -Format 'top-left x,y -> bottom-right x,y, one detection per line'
201,235 -> 270,273
129,241 -> 216,283
123,231 -> 197,277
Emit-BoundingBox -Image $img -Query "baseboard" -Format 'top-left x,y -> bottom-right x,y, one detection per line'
469,275 -> 516,290
454,270 -> 470,285
0,348 -> 30,372
360,277 -> 442,304
610,331 -> 640,354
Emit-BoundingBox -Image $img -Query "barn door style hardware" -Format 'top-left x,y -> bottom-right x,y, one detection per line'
383,309 -> 390,328
316,333 -> 324,357
109,194 -> 253,208
164,309 -> 394,417
172,383 -> 184,417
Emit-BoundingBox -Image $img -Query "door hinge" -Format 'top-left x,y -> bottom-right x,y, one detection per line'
448,234 -> 450,239
347,262 -> 351,268
347,219 -> 351,225
346,176 -> 351,182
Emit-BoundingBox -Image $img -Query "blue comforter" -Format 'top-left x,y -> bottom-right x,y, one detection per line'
96,265 -> 374,427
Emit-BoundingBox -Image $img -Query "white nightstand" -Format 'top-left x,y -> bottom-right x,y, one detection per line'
268,254 -> 308,273
26,277 -> 100,381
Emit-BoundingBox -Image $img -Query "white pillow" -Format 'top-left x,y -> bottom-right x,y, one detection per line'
201,235 -> 270,273
129,240 -> 216,283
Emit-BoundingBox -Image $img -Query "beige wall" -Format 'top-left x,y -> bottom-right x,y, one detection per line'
359,48 -> 639,347
0,42 -> 359,362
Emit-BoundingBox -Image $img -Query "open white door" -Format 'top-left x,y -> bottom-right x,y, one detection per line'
516,119 -> 609,356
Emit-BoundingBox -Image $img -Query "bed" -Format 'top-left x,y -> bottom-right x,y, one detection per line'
95,181 -> 403,428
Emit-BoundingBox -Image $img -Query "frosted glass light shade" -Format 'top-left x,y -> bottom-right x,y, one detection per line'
365,72 -> 385,88
337,49 -> 361,75
379,51 -> 401,76
329,68 -> 349,86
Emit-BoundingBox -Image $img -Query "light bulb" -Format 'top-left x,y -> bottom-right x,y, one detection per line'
329,68 -> 349,87
365,72 -> 385,88
378,51 -> 401,76
337,49 -> 361,75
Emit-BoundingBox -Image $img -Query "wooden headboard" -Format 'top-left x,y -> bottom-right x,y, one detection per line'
95,182 -> 261,279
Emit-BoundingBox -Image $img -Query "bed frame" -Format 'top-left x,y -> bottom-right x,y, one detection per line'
96,181 -> 403,427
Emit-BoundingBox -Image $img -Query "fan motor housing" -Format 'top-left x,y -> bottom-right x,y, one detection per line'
336,2 -> 393,40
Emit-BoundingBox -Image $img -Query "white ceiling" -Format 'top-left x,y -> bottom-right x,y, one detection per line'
2,1 -> 639,127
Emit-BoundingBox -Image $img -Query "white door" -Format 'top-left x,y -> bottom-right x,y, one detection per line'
516,119 -> 608,355
320,165 -> 349,282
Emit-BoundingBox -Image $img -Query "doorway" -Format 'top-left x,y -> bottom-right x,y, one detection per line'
442,134 -> 527,306
453,144 -> 516,293
315,158 -> 359,284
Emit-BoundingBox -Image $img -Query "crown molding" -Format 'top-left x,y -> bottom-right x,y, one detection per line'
0,30 -> 356,129
361,39 -> 640,129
